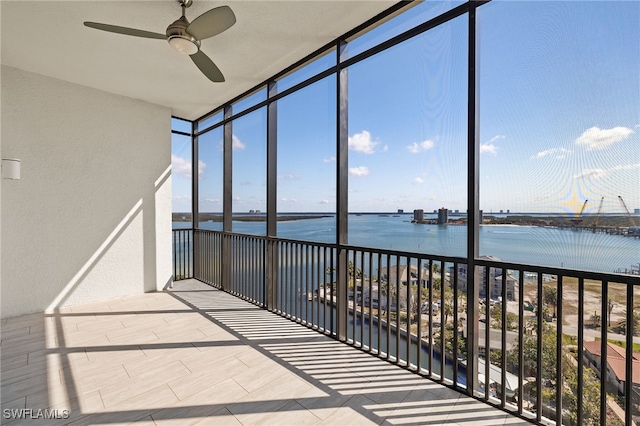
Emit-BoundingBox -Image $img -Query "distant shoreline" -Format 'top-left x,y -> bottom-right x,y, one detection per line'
173,214 -> 332,223
172,213 -> 637,229
412,215 -> 637,229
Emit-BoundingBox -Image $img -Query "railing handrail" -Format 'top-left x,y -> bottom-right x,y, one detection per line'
194,228 -> 469,264
475,258 -> 640,285
192,228 -> 640,284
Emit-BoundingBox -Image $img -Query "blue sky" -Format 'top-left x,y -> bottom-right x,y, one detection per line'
173,1 -> 639,215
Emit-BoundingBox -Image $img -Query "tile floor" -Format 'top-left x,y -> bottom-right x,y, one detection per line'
1,279 -> 531,425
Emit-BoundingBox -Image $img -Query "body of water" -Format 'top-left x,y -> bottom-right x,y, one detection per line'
176,214 -> 639,274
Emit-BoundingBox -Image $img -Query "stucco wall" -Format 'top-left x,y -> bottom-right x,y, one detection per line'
1,66 -> 172,318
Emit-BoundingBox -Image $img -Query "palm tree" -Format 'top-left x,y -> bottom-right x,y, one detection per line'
442,285 -> 454,325
607,297 -> 615,328
617,309 -> 639,336
589,313 -> 601,329
543,285 -> 557,318
348,261 -> 355,283
379,280 -> 396,315
324,266 -> 336,293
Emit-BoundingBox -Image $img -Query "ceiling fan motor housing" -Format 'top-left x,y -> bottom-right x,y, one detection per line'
166,16 -> 200,55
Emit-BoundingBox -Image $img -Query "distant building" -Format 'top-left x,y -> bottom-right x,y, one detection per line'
629,226 -> 640,236
397,209 -> 404,214
413,209 -> 424,222
454,255 -> 516,300
437,207 -> 448,224
454,209 -> 459,214
500,210 -> 503,214
583,341 -> 640,396
507,209 -> 510,214
379,264 -> 429,287
634,208 -> 640,214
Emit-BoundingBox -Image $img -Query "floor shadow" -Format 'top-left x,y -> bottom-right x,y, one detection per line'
2,279 -> 528,425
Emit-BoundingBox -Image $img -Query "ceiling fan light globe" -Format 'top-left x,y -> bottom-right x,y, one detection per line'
168,36 -> 199,55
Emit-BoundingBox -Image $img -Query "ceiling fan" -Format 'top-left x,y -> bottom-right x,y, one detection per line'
84,0 -> 235,82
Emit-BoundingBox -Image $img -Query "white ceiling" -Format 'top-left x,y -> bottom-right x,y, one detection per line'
1,0 -> 399,121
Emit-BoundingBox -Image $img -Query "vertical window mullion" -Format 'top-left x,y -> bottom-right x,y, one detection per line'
466,2 -> 480,396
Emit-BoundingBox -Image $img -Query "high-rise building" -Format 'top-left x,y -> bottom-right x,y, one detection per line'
437,207 -> 448,224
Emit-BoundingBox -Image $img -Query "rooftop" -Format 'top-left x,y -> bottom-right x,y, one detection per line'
583,340 -> 640,385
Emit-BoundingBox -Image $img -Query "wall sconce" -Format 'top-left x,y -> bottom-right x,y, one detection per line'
2,158 -> 21,180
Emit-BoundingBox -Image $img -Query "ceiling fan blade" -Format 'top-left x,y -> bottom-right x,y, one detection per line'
187,6 -> 236,41
190,50 -> 224,82
84,22 -> 166,40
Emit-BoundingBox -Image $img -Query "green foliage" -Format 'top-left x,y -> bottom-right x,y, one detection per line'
489,348 -> 502,365
612,309 -> 640,337
435,323 -> 467,359
506,321 -> 558,379
562,365 -> 601,426
598,338 -> 640,352
507,319 -> 601,425
543,285 -> 558,317
490,304 -> 518,331
562,333 -> 577,346
432,285 -> 455,324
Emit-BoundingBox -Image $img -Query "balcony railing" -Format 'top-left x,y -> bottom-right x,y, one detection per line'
172,229 -> 193,281
173,228 -> 640,426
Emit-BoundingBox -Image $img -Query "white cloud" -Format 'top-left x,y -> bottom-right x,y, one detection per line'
479,135 -> 504,155
574,163 -> 639,180
324,156 -> 336,163
412,177 -> 424,184
232,135 -> 246,150
407,139 -> 435,153
171,154 -> 206,179
381,144 -> 389,152
575,126 -> 634,150
280,198 -> 297,204
349,130 -> 379,154
172,155 -> 191,178
574,168 -> 606,180
239,180 -> 251,186
480,143 -> 498,155
611,163 -> 640,172
349,166 -> 370,177
532,148 -> 572,159
278,173 -> 300,180
319,199 -> 330,204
